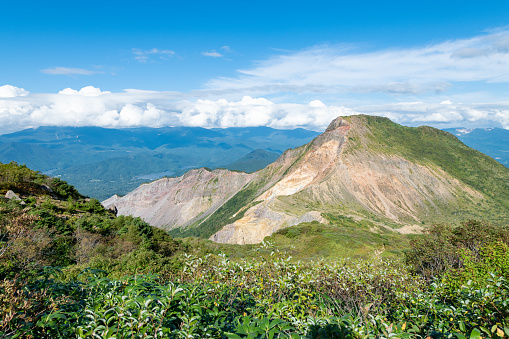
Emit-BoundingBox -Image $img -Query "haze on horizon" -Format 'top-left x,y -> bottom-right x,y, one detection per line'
2,0 -> 509,134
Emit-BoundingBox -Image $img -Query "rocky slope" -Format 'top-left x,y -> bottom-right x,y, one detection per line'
103,168 -> 254,230
104,115 -> 509,244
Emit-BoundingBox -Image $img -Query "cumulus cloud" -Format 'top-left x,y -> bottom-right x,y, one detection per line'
40,67 -> 99,75
58,86 -> 111,96
355,101 -> 509,129
205,29 -> 509,95
0,85 -> 355,134
0,85 -> 29,98
1,85 -> 509,136
132,48 -> 175,63
177,97 -> 353,129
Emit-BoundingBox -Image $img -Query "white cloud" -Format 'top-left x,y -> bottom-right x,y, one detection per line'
0,85 -> 29,98
1,85 -> 509,136
177,96 -> 353,129
205,29 -> 509,95
356,101 -> 509,129
132,48 -> 175,63
202,50 -> 223,58
40,67 -> 99,75
59,86 -> 111,96
0,86 -> 355,134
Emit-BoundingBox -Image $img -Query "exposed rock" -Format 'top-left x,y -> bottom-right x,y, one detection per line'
5,190 -> 21,201
209,116 -> 482,244
108,205 -> 118,215
103,168 -> 254,230
41,184 -> 53,193
5,190 -> 26,205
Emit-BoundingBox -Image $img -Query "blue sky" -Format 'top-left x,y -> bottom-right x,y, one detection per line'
1,0 -> 509,133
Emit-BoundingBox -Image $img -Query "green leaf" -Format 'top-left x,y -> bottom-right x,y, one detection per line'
470,328 -> 481,339
480,326 -> 490,335
459,321 -> 466,332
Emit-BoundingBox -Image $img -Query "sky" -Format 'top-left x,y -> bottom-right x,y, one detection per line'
2,0 -> 509,134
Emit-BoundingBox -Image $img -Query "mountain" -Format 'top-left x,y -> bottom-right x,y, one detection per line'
0,126 -> 319,200
224,149 -> 281,173
443,127 -> 509,167
104,115 -> 509,244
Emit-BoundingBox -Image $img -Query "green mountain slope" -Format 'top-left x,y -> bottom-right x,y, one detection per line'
224,149 -> 281,173
444,127 -> 509,168
349,116 -> 509,217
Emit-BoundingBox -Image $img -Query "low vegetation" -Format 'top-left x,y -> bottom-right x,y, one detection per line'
1,162 -> 508,338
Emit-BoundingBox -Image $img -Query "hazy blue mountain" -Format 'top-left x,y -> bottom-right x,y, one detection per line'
444,128 -> 509,167
0,126 -> 319,199
224,149 -> 281,173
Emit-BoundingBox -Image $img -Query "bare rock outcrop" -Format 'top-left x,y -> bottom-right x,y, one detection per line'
209,116 -> 482,244
5,190 -> 21,201
103,168 -> 254,230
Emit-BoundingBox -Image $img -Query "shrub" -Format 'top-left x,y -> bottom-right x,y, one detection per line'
405,220 -> 509,280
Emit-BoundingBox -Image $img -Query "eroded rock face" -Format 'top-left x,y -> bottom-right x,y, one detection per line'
103,169 -> 254,230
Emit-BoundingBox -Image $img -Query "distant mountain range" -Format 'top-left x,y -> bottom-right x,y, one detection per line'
0,126 -> 319,200
104,115 -> 509,244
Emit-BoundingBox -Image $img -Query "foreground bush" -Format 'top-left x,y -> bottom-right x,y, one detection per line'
2,252 -> 508,338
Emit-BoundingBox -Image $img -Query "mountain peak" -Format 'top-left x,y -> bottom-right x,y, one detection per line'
324,116 -> 350,133
105,115 -> 509,245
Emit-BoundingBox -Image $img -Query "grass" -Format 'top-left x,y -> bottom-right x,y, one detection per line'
267,219 -> 409,260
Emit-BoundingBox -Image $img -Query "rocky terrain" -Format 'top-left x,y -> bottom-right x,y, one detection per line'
103,168 -> 254,230
104,115 -> 509,245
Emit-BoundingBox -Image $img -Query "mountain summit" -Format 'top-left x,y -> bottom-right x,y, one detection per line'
104,115 -> 509,244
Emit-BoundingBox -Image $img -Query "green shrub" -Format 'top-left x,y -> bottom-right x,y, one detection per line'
405,220 -> 509,280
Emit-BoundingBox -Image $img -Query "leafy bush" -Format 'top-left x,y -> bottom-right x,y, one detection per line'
2,253 -> 508,338
405,220 -> 509,280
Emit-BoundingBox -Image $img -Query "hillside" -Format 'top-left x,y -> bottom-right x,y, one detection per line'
105,115 -> 509,245
224,149 -> 281,173
444,127 -> 509,168
2,158 -> 509,339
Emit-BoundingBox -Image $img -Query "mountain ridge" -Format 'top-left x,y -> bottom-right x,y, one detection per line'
104,115 -> 509,244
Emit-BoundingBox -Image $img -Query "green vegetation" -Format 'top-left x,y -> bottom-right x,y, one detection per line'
444,127 -> 509,168
226,149 -> 281,173
1,162 -> 509,338
270,218 -> 407,260
0,162 -> 185,281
